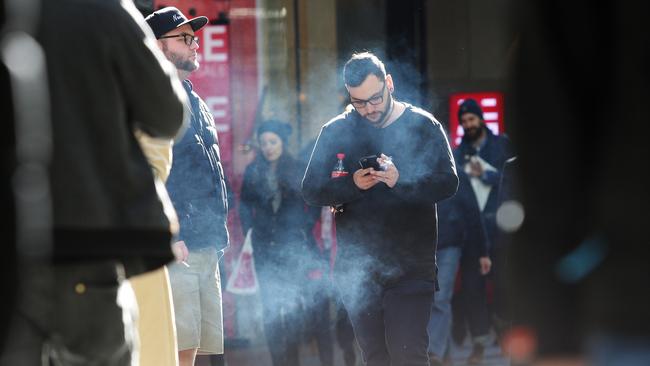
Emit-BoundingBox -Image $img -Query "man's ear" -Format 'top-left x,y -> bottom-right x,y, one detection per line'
386,74 -> 394,93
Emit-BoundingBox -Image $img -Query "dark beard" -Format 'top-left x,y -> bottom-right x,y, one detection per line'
364,94 -> 393,127
463,124 -> 485,142
464,127 -> 481,141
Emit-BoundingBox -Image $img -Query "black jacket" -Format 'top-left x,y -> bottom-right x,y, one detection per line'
39,0 -> 186,273
454,127 -> 514,243
437,172 -> 490,258
166,80 -> 229,252
240,154 -> 319,268
302,105 -> 458,285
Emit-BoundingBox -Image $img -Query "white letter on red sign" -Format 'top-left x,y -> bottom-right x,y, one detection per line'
203,26 -> 228,63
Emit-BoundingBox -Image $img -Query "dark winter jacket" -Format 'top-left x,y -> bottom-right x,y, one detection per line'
240,154 -> 320,269
302,105 -> 458,286
166,80 -> 229,252
454,127 -> 514,243
437,172 -> 490,258
40,0 -> 186,274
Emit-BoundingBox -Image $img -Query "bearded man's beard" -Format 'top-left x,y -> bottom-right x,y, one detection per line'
174,58 -> 198,72
161,43 -> 198,72
364,93 -> 393,126
464,123 -> 485,141
166,52 -> 197,72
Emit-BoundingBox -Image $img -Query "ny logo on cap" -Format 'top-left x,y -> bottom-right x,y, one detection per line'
172,14 -> 183,22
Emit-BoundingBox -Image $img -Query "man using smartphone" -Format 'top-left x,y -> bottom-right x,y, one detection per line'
302,52 -> 458,366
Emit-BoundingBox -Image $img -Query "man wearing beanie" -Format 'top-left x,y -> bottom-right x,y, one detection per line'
452,98 -> 514,364
145,7 -> 230,366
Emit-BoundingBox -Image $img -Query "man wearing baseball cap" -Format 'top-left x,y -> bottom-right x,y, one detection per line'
145,7 -> 230,366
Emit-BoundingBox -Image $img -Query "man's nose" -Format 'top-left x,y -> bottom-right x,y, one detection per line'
190,39 -> 199,50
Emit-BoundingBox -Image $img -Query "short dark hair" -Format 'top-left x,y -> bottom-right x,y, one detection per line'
343,52 -> 387,87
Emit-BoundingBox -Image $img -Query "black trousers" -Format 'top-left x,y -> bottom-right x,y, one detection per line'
257,265 -> 303,366
490,244 -> 512,336
337,278 -> 436,366
335,300 -> 357,366
302,279 -> 334,366
454,255 -> 490,342
0,260 -> 136,366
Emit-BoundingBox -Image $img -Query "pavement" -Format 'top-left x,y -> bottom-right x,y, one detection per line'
448,334 -> 510,366
207,294 -> 510,366
211,330 -> 509,366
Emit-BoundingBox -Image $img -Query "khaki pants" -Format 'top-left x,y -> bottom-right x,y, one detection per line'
131,267 -> 178,366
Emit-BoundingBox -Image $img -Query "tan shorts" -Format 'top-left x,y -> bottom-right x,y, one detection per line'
167,247 -> 224,354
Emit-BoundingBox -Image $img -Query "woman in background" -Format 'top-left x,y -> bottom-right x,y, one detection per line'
239,120 -> 329,366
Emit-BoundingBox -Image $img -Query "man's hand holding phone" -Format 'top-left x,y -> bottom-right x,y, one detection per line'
353,167 -> 379,190
354,154 -> 381,190
353,153 -> 399,189
371,154 -> 399,188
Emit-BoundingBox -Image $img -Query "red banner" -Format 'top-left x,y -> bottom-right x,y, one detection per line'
190,24 -> 232,166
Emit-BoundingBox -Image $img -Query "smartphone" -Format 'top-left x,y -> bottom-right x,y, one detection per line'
358,155 -> 384,171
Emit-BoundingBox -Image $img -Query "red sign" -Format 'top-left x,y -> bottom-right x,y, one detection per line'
449,92 -> 505,147
189,24 -> 232,166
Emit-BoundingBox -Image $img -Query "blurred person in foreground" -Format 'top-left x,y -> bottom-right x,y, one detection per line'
0,0 -> 187,364
506,1 -> 650,366
0,7 -> 17,352
302,52 -> 458,366
130,128 -> 181,365
145,7 -> 230,366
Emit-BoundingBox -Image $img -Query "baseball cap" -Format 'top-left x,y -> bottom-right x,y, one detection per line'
145,7 -> 208,39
